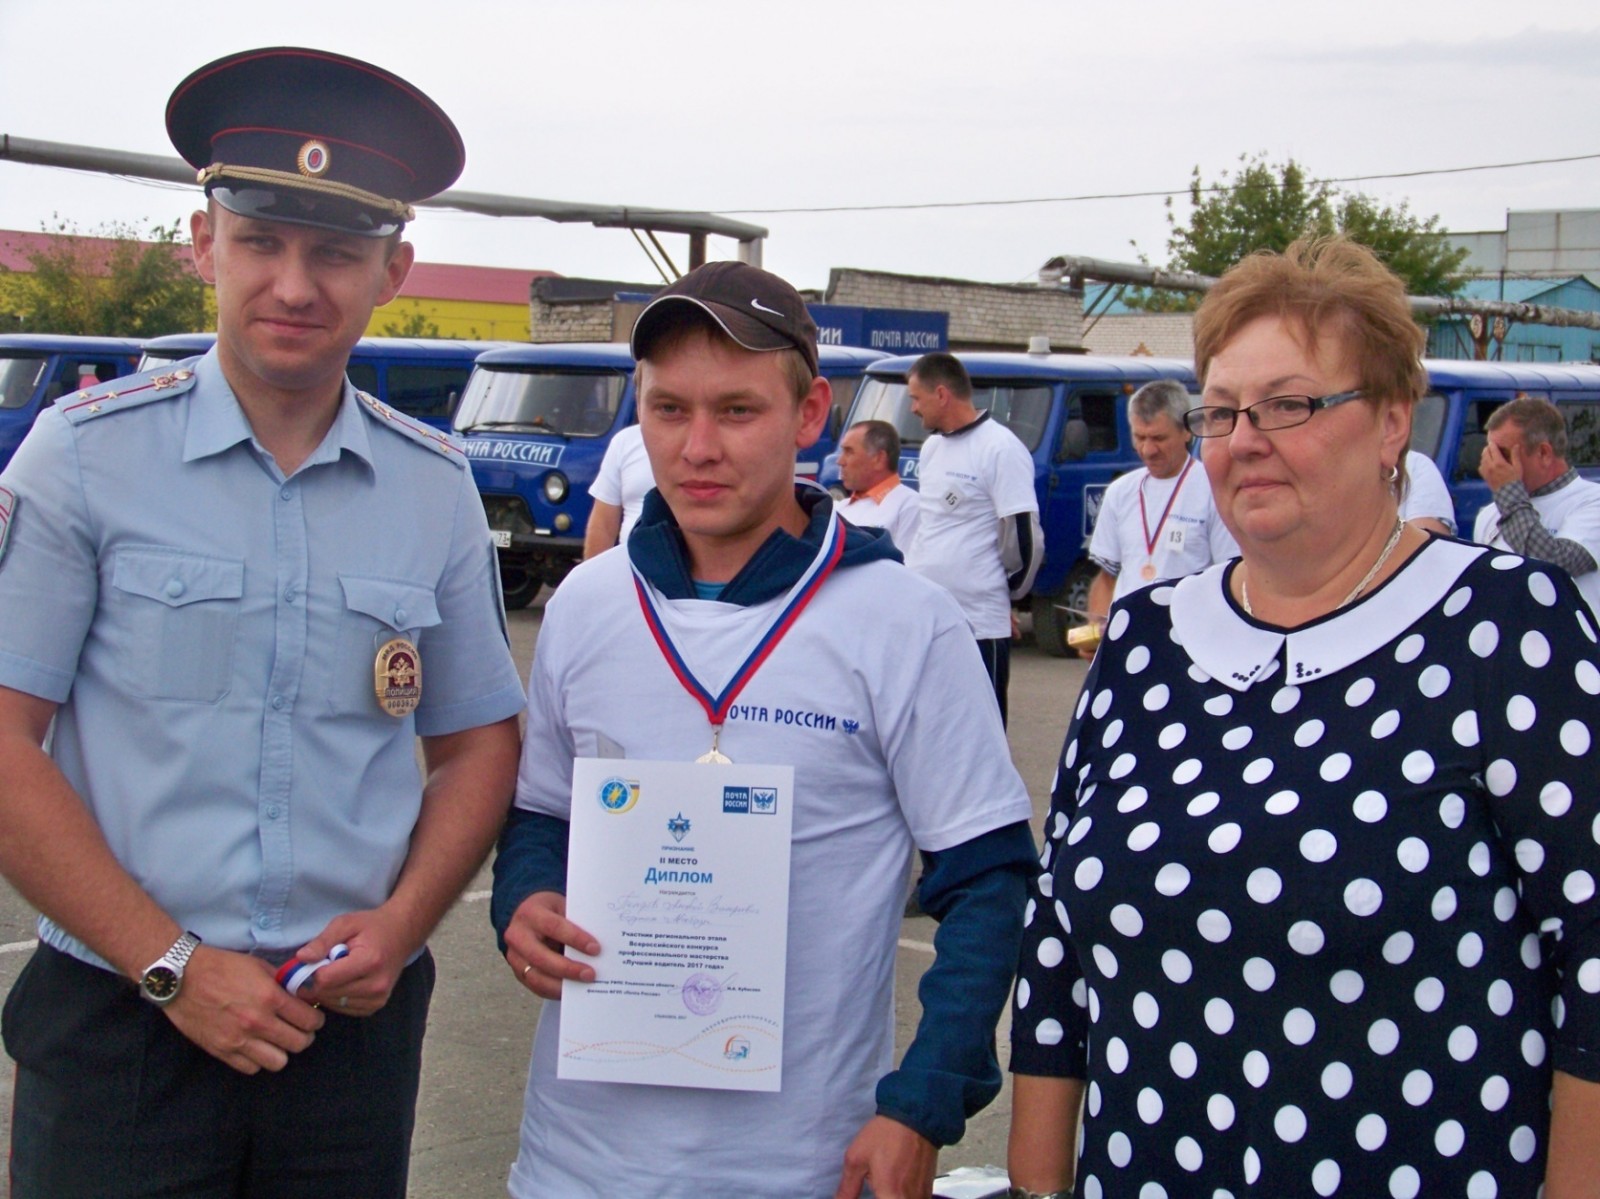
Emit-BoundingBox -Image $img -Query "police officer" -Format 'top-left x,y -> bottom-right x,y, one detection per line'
0,48 -> 524,1197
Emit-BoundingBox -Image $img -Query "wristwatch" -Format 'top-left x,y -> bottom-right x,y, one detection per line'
138,931 -> 202,1005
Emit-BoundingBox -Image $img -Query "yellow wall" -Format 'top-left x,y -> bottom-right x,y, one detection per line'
367,296 -> 530,341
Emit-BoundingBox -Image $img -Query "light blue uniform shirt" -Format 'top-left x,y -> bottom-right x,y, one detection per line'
0,351 -> 525,967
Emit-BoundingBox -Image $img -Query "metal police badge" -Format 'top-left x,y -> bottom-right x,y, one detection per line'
373,638 -> 421,717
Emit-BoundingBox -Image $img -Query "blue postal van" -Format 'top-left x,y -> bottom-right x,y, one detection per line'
822,351 -> 1199,655
0,334 -> 143,472
1409,359 -> 1600,537
454,342 -> 888,608
139,334 -> 514,431
826,352 -> 1600,655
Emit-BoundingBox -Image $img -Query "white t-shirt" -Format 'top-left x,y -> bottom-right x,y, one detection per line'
838,480 -> 920,551
507,542 -> 1032,1198
587,424 -> 655,544
904,415 -> 1038,639
1088,458 -> 1237,604
1472,473 -> 1600,618
1399,450 -> 1456,533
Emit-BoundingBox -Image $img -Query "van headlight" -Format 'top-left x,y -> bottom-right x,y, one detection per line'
543,472 -> 569,503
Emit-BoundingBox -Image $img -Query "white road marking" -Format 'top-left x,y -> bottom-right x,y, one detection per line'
0,938 -> 38,956
898,937 -> 936,955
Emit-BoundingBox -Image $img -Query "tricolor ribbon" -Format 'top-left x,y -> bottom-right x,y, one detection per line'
632,510 -> 846,731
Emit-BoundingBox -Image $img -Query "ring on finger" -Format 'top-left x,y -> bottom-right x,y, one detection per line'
522,964 -> 533,978
338,995 -> 348,1010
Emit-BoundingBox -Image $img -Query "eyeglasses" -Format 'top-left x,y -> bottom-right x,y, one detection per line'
1184,390 -> 1365,438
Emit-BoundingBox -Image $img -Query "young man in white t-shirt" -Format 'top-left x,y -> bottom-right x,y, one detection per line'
491,262 -> 1035,1198
902,352 -> 1041,726
1083,380 -> 1237,659
582,422 -> 655,556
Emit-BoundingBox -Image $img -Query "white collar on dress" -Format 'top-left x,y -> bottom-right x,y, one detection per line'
1167,537 -> 1489,692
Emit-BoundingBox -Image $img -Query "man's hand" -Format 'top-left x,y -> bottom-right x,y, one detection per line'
1075,615 -> 1106,662
163,945 -> 323,1075
503,891 -> 599,1000
1479,439 -> 1522,491
833,1115 -> 937,1199
296,906 -> 413,1017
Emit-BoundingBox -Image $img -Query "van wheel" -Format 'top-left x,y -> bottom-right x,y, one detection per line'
1032,561 -> 1096,658
499,559 -> 542,611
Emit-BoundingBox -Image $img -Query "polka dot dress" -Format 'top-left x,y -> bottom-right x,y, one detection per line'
1013,539 -> 1600,1197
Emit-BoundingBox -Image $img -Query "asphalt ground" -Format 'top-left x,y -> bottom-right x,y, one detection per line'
0,595 -> 1086,1198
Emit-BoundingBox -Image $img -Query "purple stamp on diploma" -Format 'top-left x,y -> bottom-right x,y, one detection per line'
681,972 -> 723,1016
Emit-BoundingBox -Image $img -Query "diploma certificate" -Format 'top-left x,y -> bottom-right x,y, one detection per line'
558,757 -> 794,1091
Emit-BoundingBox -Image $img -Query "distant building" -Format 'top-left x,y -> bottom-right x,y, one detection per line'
0,226 -> 550,340
823,267 -> 1083,352
1446,210 -> 1600,279
1426,275 -> 1600,363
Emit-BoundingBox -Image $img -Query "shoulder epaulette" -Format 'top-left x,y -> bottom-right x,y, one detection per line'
58,362 -> 200,425
355,391 -> 465,465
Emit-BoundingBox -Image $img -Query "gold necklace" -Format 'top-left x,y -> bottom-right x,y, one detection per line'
1241,518 -> 1407,617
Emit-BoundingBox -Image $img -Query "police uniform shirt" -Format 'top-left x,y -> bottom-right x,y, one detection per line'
1089,461 -> 1238,605
903,414 -> 1038,639
506,539 -> 1032,1197
0,350 -> 526,965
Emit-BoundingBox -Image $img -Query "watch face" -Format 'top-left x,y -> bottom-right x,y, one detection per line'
142,965 -> 180,1001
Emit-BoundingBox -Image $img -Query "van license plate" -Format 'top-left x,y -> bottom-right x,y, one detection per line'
490,530 -> 511,549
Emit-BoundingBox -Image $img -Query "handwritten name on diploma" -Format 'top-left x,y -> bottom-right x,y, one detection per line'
559,757 -> 794,1091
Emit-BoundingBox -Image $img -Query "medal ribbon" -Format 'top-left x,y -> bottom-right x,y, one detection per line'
632,510 -> 846,730
1139,457 -> 1194,558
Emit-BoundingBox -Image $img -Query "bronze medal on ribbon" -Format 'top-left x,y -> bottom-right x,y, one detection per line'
1140,561 -> 1157,581
374,638 -> 422,717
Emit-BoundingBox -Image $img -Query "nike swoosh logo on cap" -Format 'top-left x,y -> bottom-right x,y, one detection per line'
750,298 -> 784,316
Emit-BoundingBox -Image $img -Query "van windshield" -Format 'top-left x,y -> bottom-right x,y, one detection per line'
0,355 -> 48,409
850,377 -> 1055,451
453,368 -> 626,438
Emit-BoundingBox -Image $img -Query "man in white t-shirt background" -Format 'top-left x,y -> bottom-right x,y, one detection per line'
1399,448 -> 1455,536
1080,379 -> 1237,658
837,419 -> 920,550
582,422 -> 656,557
903,352 -> 1041,726
1473,395 -> 1600,617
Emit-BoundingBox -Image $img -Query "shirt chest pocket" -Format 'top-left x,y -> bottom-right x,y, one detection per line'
110,548 -> 245,703
329,575 -> 441,717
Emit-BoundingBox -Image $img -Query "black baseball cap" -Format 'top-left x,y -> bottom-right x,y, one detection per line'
167,47 -> 464,237
630,261 -> 819,378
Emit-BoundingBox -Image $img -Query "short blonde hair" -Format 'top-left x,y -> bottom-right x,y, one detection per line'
1194,236 -> 1427,409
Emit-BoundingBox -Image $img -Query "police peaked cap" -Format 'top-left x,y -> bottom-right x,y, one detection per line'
167,46 -> 464,237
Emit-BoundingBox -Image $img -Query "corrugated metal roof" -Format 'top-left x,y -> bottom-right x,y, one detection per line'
1455,275 -> 1600,304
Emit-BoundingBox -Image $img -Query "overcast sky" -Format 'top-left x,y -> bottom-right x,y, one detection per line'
2,1 -> 1596,293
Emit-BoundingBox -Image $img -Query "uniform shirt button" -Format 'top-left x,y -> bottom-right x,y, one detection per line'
283,588 -> 297,603
394,607 -> 407,624
271,695 -> 286,710
280,487 -> 293,501
266,805 -> 280,820
164,579 -> 185,599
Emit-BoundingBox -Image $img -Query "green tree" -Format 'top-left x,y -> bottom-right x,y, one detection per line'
3,216 -> 208,336
378,310 -> 444,338
1125,155 -> 1468,310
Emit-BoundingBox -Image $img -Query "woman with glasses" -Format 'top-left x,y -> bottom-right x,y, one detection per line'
1007,237 -> 1600,1199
